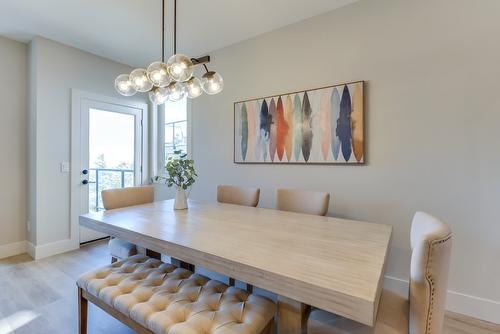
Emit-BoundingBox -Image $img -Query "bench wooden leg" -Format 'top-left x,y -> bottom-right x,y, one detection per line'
78,287 -> 88,334
228,277 -> 236,286
246,283 -> 254,293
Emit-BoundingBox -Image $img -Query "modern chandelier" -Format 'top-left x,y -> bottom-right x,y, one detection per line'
114,0 -> 223,104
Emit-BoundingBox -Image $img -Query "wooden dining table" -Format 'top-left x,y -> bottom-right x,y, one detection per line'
80,199 -> 392,333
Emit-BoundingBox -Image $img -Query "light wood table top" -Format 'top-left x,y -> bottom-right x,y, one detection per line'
80,199 -> 392,327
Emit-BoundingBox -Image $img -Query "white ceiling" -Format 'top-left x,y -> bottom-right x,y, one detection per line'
0,0 -> 357,67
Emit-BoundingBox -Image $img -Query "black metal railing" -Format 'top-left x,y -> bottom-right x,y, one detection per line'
165,120 -> 187,158
89,168 -> 134,211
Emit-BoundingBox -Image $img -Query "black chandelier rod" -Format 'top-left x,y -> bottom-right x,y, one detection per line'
174,0 -> 177,55
161,0 -> 165,62
160,0 -> 210,66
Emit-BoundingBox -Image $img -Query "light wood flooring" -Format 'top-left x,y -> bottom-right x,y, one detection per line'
0,240 -> 134,334
0,240 -> 498,334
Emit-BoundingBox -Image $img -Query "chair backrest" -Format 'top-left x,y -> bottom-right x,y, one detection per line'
409,212 -> 452,334
275,188 -> 330,216
101,186 -> 154,210
217,185 -> 260,207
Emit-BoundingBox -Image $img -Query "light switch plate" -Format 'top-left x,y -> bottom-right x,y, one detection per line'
60,162 -> 70,173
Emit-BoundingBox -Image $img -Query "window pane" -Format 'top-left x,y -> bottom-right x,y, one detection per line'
165,124 -> 174,146
89,109 -> 135,169
165,98 -> 187,124
175,145 -> 187,155
89,109 -> 136,212
124,171 -> 134,187
88,169 -> 97,212
165,145 -> 175,160
163,97 -> 188,163
173,121 -> 187,148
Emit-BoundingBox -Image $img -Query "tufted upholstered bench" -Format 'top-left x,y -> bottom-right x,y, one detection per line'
77,255 -> 276,334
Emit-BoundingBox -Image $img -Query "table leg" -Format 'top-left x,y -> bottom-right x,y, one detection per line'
277,295 -> 310,334
146,249 -> 161,259
171,257 -> 195,271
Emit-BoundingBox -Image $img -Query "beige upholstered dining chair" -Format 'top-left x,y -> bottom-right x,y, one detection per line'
276,188 -> 330,216
216,185 -> 260,288
101,185 -> 154,263
217,185 -> 260,207
308,211 -> 452,334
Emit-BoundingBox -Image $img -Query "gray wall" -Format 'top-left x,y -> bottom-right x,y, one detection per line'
28,37 -> 147,247
0,37 -> 27,248
190,0 -> 500,322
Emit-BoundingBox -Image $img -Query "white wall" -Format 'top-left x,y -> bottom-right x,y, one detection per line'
0,36 -> 27,258
27,38 -> 37,246
27,36 -> 148,255
190,0 -> 500,323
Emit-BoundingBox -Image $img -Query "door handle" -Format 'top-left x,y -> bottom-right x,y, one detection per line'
82,180 -> 95,185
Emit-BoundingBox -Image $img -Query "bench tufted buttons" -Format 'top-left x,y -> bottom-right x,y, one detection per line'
78,254 -> 276,334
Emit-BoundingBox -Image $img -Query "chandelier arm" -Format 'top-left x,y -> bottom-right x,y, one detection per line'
191,56 -> 211,66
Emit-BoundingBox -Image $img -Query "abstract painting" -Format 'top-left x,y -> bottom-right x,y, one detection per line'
234,81 -> 364,164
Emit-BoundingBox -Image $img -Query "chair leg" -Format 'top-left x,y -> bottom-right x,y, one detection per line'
78,288 -> 88,334
111,256 -> 118,263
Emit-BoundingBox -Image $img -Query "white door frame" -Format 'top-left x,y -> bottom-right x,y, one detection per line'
70,89 -> 148,246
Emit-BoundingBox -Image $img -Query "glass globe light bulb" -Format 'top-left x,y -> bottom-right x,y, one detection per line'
115,74 -> 137,96
149,87 -> 169,105
147,62 -> 170,87
166,81 -> 187,102
185,77 -> 203,99
130,68 -> 153,92
201,71 -> 224,95
166,54 -> 193,82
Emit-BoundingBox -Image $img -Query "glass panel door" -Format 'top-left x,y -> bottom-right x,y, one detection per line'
88,109 -> 136,212
79,100 -> 142,243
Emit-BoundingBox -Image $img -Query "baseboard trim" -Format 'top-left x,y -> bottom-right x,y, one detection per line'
383,275 -> 409,297
26,241 -> 36,259
32,238 -> 79,260
384,275 -> 500,325
446,290 -> 500,325
3,238 -> 81,260
0,241 -> 27,259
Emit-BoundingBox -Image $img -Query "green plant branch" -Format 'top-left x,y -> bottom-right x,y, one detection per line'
152,150 -> 197,190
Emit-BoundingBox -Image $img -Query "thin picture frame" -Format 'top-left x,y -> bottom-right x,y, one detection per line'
233,80 -> 365,165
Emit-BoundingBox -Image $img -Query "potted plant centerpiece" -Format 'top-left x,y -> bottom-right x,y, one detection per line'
152,150 -> 197,210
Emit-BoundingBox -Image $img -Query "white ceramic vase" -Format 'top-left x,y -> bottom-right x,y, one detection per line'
174,186 -> 188,210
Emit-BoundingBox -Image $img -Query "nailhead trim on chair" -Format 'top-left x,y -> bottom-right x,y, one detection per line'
425,234 -> 451,334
